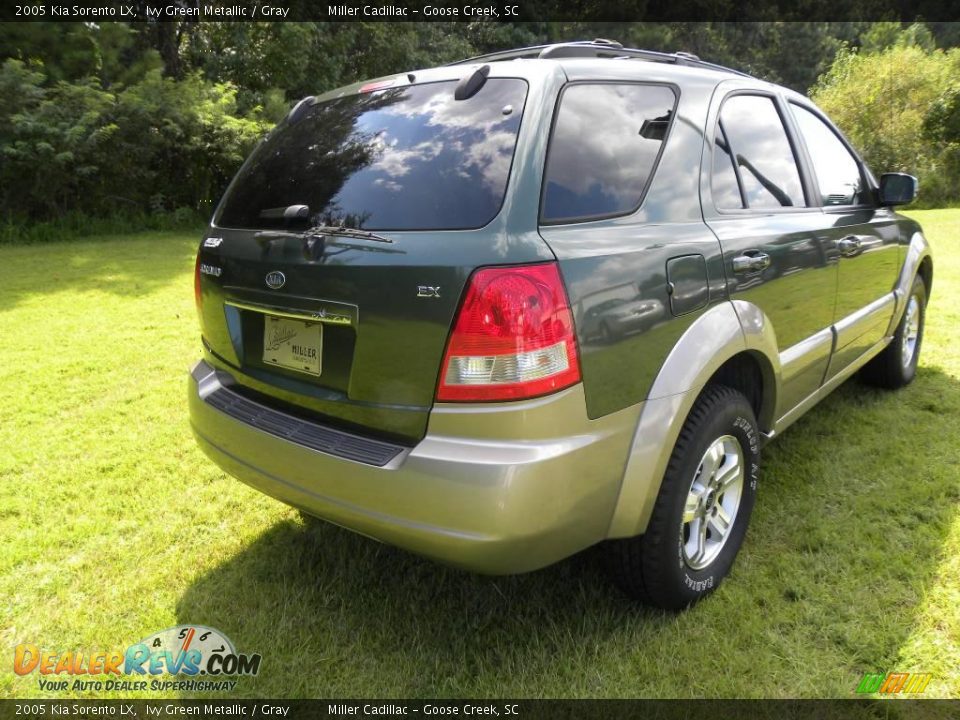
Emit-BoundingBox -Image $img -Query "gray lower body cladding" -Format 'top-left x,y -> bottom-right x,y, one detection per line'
189,360 -> 640,574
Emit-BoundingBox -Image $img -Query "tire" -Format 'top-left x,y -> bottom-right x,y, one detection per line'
603,385 -> 760,610
860,275 -> 927,389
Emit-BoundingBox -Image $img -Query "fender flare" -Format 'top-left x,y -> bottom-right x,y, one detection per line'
606,300 -> 780,538
887,231 -> 932,334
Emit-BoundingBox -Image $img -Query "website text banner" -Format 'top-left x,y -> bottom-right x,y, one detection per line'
4,0 -> 960,22
2,700 -> 960,720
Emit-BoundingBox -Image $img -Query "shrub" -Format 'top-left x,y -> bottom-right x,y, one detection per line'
812,42 -> 960,207
0,59 -> 270,224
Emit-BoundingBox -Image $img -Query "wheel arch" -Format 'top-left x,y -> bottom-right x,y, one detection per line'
708,350 -> 777,433
888,231 -> 933,334
606,300 -> 780,539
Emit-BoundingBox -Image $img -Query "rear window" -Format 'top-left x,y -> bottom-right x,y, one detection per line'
541,83 -> 677,224
216,79 -> 528,231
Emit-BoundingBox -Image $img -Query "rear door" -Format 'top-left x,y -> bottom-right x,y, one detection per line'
786,101 -> 901,379
703,89 -> 839,414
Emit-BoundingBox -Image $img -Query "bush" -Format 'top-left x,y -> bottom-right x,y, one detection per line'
0,59 -> 270,224
0,62 -> 114,220
812,41 -> 960,207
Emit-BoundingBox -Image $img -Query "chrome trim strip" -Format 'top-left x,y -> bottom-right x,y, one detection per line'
773,335 -> 891,436
224,299 -> 354,326
833,292 -> 896,351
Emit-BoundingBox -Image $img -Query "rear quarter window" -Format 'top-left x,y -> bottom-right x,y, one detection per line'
540,83 -> 677,224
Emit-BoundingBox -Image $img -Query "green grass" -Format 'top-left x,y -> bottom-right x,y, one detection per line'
1,211 -> 958,700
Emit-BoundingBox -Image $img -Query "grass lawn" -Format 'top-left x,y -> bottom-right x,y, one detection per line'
1,211 -> 958,700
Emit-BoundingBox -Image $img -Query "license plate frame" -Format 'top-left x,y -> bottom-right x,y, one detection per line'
262,315 -> 323,377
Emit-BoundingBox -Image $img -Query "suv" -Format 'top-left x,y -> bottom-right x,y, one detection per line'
189,40 -> 933,609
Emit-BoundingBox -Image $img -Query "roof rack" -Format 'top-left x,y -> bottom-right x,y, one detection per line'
447,39 -> 753,79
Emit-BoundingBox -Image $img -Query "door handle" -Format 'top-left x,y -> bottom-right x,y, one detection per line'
838,235 -> 862,256
732,252 -> 771,274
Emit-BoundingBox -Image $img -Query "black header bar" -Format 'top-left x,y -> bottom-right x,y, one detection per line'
3,0 -> 960,22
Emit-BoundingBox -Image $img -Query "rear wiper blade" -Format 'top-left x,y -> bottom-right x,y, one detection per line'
254,206 -> 394,244
307,224 -> 394,244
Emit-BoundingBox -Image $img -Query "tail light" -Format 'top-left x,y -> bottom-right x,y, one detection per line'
437,262 -> 581,402
194,253 -> 202,313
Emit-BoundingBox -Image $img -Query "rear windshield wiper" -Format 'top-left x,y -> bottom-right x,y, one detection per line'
257,205 -> 393,244
306,224 -> 394,244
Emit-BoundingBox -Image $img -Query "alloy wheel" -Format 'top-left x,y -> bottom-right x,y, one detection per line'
681,435 -> 745,570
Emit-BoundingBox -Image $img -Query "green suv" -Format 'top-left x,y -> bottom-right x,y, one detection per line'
189,40 -> 932,609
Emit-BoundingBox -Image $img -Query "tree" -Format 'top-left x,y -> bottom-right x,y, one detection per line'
812,34 -> 960,206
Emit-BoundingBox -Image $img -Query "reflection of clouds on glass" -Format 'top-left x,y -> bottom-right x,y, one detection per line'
543,84 -> 675,221
370,140 -> 443,177
330,81 -> 526,223
219,79 -> 526,231
381,85 -> 516,135
363,127 -> 515,195
365,85 -> 522,192
464,130 -> 517,193
713,130 -> 743,209
720,96 -> 804,209
791,104 -> 863,205
373,178 -> 403,192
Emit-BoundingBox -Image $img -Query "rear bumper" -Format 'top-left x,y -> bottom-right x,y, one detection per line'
188,360 -> 639,574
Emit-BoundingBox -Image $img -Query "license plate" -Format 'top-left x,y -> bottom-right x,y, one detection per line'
262,316 -> 322,376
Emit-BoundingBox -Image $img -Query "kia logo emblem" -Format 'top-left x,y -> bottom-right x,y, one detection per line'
265,271 -> 286,290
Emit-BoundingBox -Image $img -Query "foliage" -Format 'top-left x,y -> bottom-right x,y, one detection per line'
860,21 -> 936,53
2,21 -> 960,230
812,37 -> 960,207
0,59 -> 267,222
184,22 -> 475,114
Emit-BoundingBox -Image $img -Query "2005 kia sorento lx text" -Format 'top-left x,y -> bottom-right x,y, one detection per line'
189,40 -> 933,610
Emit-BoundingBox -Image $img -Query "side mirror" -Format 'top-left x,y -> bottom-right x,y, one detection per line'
879,173 -> 918,206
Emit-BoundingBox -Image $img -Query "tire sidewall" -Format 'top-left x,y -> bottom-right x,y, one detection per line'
897,277 -> 927,384
664,397 -> 760,606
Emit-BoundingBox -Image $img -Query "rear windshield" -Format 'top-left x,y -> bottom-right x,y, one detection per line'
216,79 -> 528,231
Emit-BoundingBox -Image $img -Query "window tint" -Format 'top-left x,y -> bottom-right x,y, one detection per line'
541,84 -> 676,223
712,125 -> 744,209
216,79 -> 527,231
791,103 -> 868,206
718,95 -> 806,209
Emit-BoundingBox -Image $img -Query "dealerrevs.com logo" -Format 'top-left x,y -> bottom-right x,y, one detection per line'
14,625 -> 262,693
